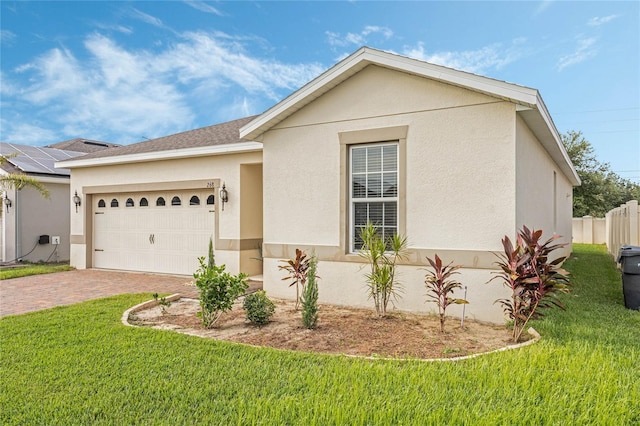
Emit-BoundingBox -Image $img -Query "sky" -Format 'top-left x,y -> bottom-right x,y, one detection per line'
1,1 -> 639,182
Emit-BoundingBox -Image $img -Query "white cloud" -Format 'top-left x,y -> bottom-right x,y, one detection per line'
402,39 -> 526,74
0,121 -> 58,145
129,8 -> 165,28
533,0 -> 554,17
0,30 -> 16,45
557,37 -> 597,71
183,0 -> 223,16
2,31 -> 325,144
588,14 -> 620,26
327,25 -> 393,47
92,22 -> 134,35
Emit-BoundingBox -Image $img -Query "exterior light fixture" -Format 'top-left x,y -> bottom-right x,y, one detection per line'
72,190 -> 82,213
219,183 -> 228,211
3,194 -> 11,213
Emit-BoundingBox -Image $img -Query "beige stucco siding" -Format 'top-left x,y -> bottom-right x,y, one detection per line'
516,115 -> 573,256
69,151 -> 262,274
261,64 -> 516,323
263,64 -> 517,251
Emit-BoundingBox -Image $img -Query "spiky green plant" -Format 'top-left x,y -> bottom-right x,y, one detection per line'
359,222 -> 408,317
301,254 -> 319,329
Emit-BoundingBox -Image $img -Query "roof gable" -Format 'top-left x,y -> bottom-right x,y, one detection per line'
240,46 -> 579,186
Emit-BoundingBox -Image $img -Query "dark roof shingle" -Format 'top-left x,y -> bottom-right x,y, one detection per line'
75,115 -> 258,162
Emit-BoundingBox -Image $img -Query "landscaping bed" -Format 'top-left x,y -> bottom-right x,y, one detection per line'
129,297 -> 525,359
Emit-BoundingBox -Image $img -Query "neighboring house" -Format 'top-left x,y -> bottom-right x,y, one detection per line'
1,140 -> 116,263
58,47 -> 580,323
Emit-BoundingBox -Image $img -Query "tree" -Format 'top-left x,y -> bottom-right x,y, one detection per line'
0,154 -> 50,198
562,131 -> 640,217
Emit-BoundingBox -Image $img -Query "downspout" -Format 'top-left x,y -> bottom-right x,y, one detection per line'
15,189 -> 21,261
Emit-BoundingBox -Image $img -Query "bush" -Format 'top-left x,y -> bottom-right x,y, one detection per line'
424,255 -> 468,333
243,290 -> 276,325
301,254 -> 319,329
490,226 -> 571,342
279,249 -> 310,310
193,257 -> 248,329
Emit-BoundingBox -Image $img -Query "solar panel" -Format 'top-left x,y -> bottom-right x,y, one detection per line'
0,142 -> 85,176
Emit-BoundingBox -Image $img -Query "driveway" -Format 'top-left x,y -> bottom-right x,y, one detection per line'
0,269 -> 199,318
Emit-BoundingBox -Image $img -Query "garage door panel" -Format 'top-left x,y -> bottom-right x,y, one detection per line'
93,191 -> 214,275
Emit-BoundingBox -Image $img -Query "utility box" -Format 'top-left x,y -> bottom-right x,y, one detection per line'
617,245 -> 640,310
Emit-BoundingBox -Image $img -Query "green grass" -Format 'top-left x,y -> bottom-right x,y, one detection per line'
0,263 -> 73,280
1,244 -> 638,424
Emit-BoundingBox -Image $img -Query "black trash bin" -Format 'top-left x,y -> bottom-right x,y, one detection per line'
617,245 -> 640,310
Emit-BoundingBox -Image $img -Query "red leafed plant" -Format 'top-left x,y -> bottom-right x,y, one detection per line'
490,226 -> 571,342
279,248 -> 310,311
424,254 -> 468,333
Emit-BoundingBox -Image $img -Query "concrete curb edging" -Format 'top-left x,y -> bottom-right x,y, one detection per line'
122,293 -> 182,327
123,296 -> 541,362
345,327 -> 541,362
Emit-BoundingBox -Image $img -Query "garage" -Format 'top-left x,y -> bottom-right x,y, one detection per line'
93,190 -> 215,275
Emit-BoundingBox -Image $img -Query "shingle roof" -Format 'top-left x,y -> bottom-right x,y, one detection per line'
75,115 -> 258,162
47,138 -> 120,153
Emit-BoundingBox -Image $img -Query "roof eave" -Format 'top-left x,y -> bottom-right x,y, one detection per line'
56,141 -> 263,169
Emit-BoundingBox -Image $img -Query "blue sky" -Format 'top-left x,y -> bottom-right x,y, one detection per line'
1,1 -> 638,182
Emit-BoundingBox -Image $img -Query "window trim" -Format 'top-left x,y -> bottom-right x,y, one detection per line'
339,125 -> 407,255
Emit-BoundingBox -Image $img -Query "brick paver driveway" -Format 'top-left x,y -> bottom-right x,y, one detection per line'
0,269 -> 199,318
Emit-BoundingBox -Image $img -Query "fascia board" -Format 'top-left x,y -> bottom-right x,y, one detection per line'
532,92 -> 581,186
56,142 -> 263,169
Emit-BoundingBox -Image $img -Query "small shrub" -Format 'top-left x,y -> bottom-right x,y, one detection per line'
243,290 -> 276,325
301,254 -> 319,329
279,249 -> 310,310
359,222 -> 408,317
194,257 -> 248,329
152,292 -> 172,315
424,255 -> 468,333
489,226 -> 571,342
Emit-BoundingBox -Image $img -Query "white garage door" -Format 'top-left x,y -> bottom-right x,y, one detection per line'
93,191 -> 215,275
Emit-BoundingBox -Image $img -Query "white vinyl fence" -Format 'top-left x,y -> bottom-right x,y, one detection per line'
572,216 -> 606,244
605,200 -> 639,258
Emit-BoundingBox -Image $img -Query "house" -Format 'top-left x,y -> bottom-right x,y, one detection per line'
58,47 -> 580,323
1,140 -> 117,264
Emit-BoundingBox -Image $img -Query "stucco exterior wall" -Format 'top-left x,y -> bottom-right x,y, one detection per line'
261,64 -> 516,323
1,182 -> 71,263
68,151 -> 262,275
515,115 -> 574,257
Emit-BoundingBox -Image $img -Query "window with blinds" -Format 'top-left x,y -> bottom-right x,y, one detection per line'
350,142 -> 398,251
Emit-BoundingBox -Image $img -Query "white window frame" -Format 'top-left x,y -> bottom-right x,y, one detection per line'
349,141 -> 399,252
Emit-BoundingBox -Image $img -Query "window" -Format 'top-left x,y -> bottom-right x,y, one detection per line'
206,195 -> 215,205
156,197 -> 166,207
140,197 -> 149,207
98,199 -> 106,208
189,195 -> 200,206
350,143 -> 398,251
110,199 -> 119,208
171,196 -> 181,206
125,198 -> 134,207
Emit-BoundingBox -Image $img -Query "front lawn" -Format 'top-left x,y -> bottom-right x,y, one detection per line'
0,263 -> 73,280
1,244 -> 638,424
